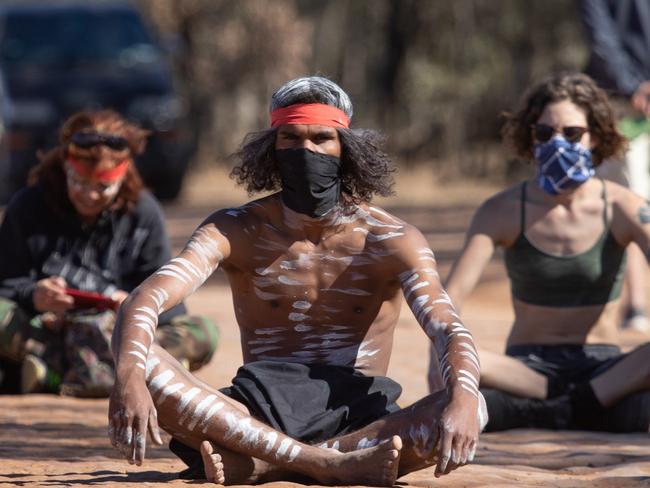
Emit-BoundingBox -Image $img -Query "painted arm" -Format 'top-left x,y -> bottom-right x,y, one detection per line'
396,225 -> 482,477
428,201 -> 497,394
109,218 -> 230,465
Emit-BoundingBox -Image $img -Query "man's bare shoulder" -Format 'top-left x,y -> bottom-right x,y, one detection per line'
351,203 -> 429,259
201,194 -> 281,235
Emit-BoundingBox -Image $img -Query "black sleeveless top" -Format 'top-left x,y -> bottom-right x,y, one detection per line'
503,180 -> 626,307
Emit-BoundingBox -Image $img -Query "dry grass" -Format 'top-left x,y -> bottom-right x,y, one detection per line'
180,163 -> 504,209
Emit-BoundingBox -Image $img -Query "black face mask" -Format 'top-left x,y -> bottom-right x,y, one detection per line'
276,148 -> 342,217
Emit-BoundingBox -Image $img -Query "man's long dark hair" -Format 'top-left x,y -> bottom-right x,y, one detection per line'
231,76 -> 395,203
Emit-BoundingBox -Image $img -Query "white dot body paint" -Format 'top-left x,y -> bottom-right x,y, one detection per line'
130,340 -> 148,354
408,423 -> 435,460
144,355 -> 160,379
288,312 -> 310,322
292,301 -> 311,310
263,431 -> 278,454
288,444 -> 301,462
149,369 -> 174,393
158,382 -> 185,404
124,426 -> 133,445
200,402 -> 225,433
136,432 -> 145,450
278,275 -> 304,286
177,387 -> 202,424
356,437 -> 379,449
128,350 -> 147,362
276,438 -> 292,458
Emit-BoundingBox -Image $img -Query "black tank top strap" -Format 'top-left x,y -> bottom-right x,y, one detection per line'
519,181 -> 527,234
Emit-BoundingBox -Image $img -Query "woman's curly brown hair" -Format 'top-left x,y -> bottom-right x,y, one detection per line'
28,109 -> 148,215
501,72 -> 627,165
230,127 -> 395,203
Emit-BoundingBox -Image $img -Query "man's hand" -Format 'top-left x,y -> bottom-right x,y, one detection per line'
108,375 -> 163,465
434,393 -> 480,477
631,81 -> 650,117
33,276 -> 74,315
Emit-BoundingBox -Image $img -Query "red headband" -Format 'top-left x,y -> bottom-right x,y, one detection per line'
270,103 -> 350,129
66,157 -> 130,182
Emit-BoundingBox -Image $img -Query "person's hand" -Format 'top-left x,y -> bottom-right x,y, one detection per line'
434,392 -> 480,477
108,374 -> 163,465
110,290 -> 130,305
33,276 -> 74,315
631,81 -> 650,117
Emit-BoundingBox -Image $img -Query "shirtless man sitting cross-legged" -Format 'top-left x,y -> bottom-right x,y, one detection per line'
108,76 -> 487,486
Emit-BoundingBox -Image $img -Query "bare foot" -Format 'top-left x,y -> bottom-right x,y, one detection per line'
201,440 -> 293,485
201,441 -> 225,484
321,435 -> 402,486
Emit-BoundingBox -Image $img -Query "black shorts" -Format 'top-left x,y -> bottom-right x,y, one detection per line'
170,360 -> 402,477
505,343 -> 625,387
479,343 -> 650,433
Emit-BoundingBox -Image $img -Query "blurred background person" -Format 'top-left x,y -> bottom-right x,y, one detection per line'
430,72 -> 650,432
580,0 -> 650,330
0,110 -> 218,396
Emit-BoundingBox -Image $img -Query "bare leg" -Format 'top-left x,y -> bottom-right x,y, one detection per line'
590,343 -> 650,407
145,344 -> 402,486
479,349 -> 547,399
316,389 -> 487,477
200,441 -> 312,484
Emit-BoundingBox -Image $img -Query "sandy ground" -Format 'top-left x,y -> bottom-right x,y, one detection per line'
1,169 -> 649,487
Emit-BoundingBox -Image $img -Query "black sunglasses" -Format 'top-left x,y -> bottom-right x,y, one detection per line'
70,131 -> 129,151
532,123 -> 589,143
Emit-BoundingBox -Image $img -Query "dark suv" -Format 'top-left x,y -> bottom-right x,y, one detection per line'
0,1 -> 193,201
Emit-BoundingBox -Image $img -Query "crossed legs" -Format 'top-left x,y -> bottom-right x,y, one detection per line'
478,344 -> 650,405
146,344 -> 485,484
145,344 -> 401,485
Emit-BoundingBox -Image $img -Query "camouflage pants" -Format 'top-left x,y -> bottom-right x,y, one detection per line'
0,298 -> 218,396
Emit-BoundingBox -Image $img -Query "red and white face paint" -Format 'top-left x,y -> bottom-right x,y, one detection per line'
65,157 -> 129,199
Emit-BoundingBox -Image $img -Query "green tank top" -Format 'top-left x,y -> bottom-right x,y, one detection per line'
503,180 -> 626,307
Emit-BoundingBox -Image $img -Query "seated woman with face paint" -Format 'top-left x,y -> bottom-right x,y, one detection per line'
428,72 -> 650,432
0,110 -> 218,397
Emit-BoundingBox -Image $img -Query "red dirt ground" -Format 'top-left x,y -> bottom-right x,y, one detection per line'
1,193 -> 649,488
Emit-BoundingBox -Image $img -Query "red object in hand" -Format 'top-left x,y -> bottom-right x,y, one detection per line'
65,288 -> 119,311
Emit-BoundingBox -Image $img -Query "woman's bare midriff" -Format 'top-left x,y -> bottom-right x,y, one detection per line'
507,297 -> 621,346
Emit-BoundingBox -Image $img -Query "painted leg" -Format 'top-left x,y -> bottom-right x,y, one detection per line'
315,388 -> 488,477
479,349 -> 547,399
590,343 -> 650,407
199,441 -> 313,484
145,344 -> 402,486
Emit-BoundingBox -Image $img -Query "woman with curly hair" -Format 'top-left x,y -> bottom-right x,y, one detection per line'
429,72 -> 650,432
0,110 -> 218,397
108,76 -> 486,484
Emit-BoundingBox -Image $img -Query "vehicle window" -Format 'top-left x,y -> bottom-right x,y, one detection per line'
0,10 -> 160,67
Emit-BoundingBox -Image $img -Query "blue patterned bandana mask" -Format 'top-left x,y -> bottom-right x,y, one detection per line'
534,136 -> 594,195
